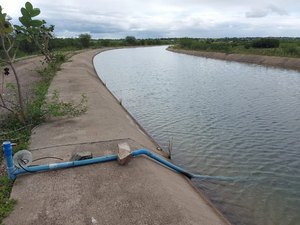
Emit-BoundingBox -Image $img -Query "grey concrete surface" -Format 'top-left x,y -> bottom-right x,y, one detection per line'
4,49 -> 231,225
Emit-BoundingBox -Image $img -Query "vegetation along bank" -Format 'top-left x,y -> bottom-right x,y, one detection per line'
169,37 -> 300,71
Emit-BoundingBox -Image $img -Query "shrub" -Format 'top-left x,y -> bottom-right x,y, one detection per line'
179,38 -> 193,49
252,38 -> 280,48
79,33 -> 91,48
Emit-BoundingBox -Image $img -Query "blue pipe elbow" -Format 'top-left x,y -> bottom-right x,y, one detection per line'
131,149 -> 194,178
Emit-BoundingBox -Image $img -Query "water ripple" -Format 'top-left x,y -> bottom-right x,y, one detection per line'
94,46 -> 300,225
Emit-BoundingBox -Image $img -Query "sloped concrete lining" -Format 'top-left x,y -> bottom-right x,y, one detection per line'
4,49 -> 231,225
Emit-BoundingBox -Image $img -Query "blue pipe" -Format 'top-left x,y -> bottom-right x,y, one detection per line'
14,154 -> 118,176
132,149 -> 236,181
3,141 -> 234,181
132,149 -> 194,178
3,141 -> 16,179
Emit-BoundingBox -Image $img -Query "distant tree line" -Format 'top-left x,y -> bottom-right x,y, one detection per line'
178,37 -> 280,51
1,34 -> 174,58
175,37 -> 300,58
4,34 -> 300,59
47,35 -> 173,51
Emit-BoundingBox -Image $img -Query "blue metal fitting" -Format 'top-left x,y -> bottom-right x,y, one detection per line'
2,141 -> 16,180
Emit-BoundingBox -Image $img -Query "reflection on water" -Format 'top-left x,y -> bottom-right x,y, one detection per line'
94,46 -> 300,225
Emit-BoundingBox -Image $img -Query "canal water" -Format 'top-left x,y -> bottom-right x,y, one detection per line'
94,46 -> 300,225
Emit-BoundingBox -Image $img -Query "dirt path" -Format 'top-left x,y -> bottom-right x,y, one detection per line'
0,56 -> 44,117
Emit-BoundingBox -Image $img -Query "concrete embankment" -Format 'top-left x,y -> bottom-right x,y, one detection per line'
4,49 -> 231,225
168,47 -> 300,71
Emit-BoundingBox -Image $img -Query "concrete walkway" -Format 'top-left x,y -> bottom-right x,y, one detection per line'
4,49 -> 231,225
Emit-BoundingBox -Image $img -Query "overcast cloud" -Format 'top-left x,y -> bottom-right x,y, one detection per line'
245,5 -> 288,18
1,0 -> 300,38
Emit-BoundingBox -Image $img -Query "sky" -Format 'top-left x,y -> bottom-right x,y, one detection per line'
1,0 -> 300,38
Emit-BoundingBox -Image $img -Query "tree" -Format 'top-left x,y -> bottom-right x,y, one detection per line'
0,2 -> 53,122
79,33 -> 91,48
15,2 -> 54,62
125,36 -> 137,45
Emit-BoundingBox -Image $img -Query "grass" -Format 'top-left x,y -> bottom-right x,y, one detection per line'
0,52 -> 68,223
0,176 -> 15,223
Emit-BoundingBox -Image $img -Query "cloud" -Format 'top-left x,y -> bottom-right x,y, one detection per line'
245,10 -> 268,18
268,5 -> 288,16
2,0 -> 300,38
246,5 -> 288,18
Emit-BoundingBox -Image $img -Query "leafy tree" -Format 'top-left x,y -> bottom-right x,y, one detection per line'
79,33 -> 91,48
125,36 -> 137,45
0,6 -> 26,121
15,2 -> 54,62
0,2 -> 53,122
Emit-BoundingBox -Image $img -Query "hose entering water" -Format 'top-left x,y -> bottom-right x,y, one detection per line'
132,149 -> 239,181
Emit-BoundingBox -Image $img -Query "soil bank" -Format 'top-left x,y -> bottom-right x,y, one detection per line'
4,49 -> 231,225
168,47 -> 300,71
